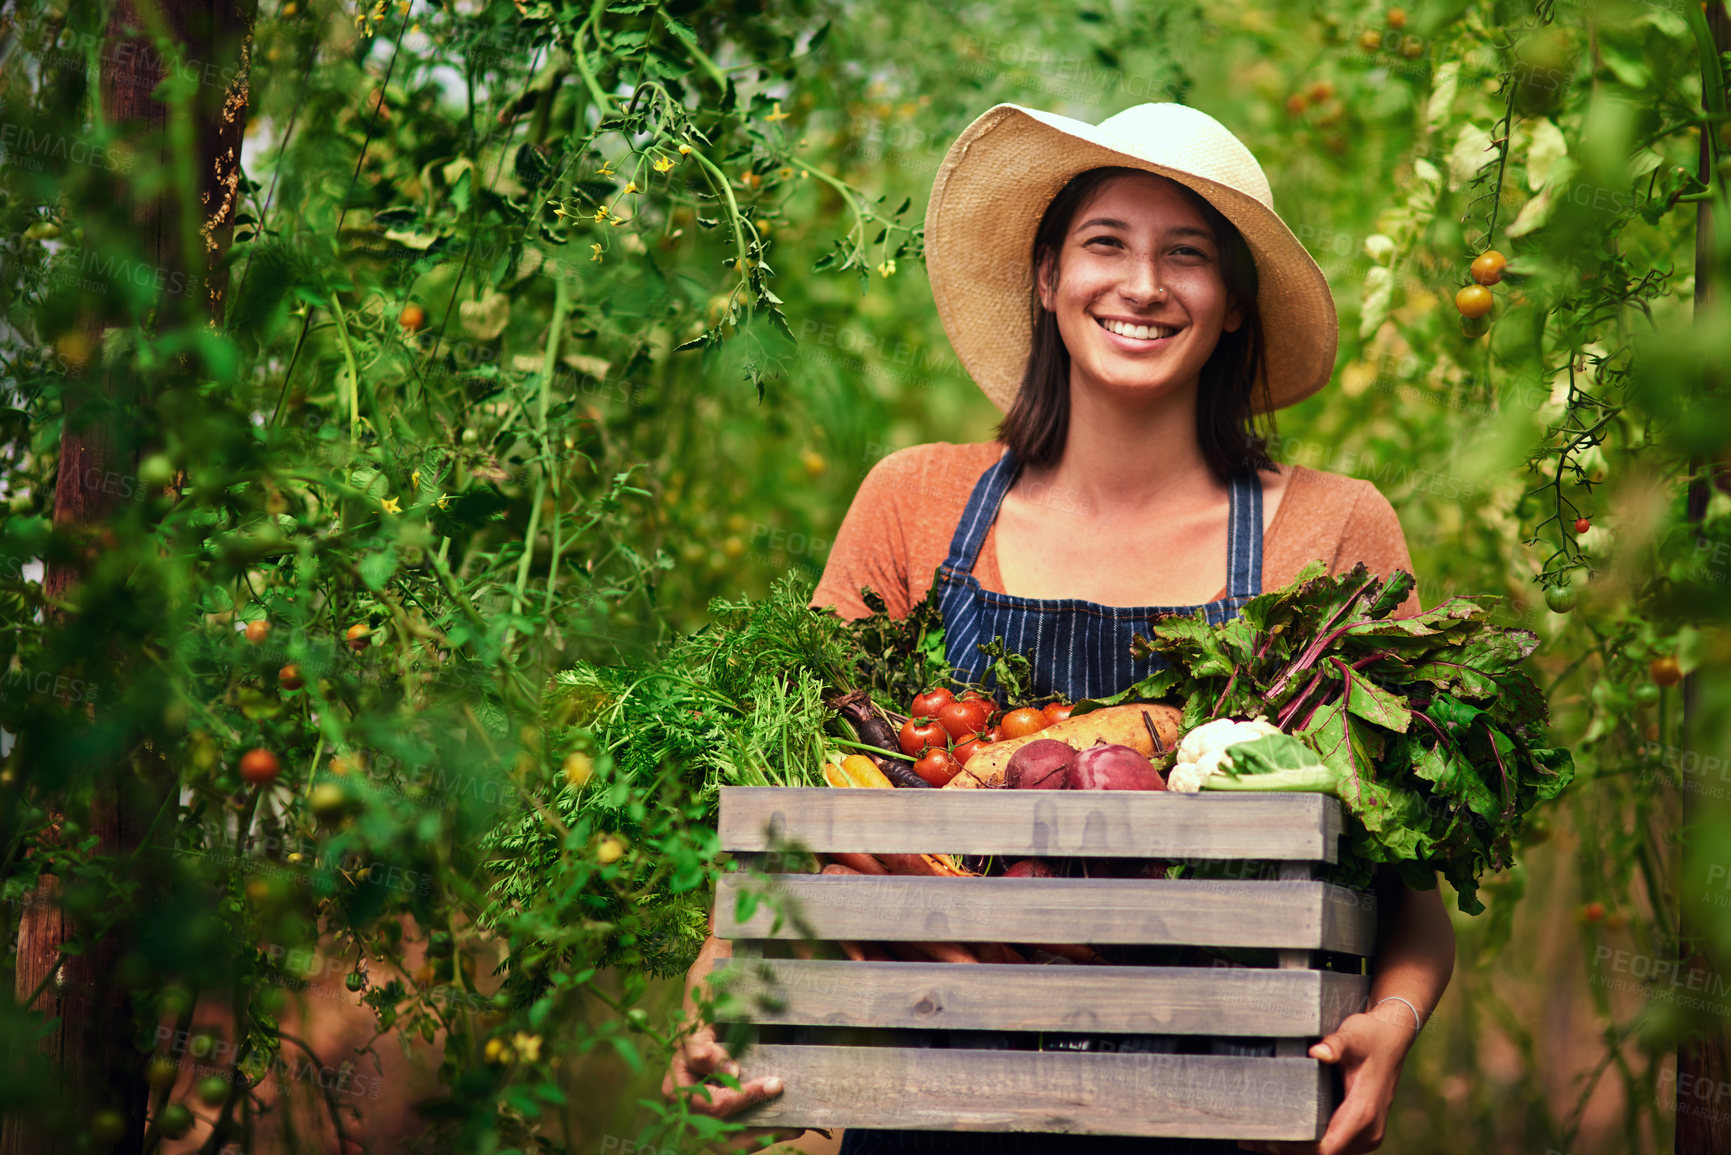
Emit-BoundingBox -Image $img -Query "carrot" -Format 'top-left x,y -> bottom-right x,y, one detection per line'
944,704 -> 1183,789
977,942 -> 1028,965
822,761 -> 851,788
840,940 -> 869,961
878,852 -> 974,877
841,755 -> 893,788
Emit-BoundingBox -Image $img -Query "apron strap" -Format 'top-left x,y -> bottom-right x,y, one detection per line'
940,446 -> 1018,575
1225,467 -> 1264,602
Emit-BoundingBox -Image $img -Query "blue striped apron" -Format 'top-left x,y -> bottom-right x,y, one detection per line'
837,445 -> 1270,1155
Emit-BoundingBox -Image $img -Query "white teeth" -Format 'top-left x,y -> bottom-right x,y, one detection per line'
1098,317 -> 1175,340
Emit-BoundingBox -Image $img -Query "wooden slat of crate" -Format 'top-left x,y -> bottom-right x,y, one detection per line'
730,1043 -> 1329,1140
717,786 -> 1342,862
715,875 -> 1378,955
713,958 -> 1371,1037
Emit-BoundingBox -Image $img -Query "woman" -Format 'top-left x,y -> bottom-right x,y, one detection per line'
663,102 -> 1455,1155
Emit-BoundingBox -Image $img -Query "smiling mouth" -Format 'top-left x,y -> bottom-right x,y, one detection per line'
1095,316 -> 1181,342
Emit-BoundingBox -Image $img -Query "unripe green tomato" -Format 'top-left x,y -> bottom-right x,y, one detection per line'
1544,583 -> 1579,613
138,454 -> 174,489
1460,313 -> 1490,338
155,1103 -> 193,1138
625,1007 -> 651,1032
145,1056 -> 179,1091
345,971 -> 366,992
89,1109 -> 127,1145
196,1075 -> 230,1106
1632,682 -> 1661,705
188,1033 -> 216,1059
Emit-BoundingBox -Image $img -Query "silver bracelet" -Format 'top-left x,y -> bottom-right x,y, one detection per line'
1373,995 -> 1423,1031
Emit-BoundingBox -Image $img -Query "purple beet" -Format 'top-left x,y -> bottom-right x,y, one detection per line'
1007,739 -> 1076,789
1066,740 -> 1166,791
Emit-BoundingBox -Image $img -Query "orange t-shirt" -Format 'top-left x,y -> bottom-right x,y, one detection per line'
808,440 -> 1423,622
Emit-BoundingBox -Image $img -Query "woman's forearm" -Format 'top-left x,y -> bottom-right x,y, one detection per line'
682,932 -> 734,1025
1366,867 -> 1456,1030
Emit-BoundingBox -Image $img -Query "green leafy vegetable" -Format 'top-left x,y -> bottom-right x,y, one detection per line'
1109,560 -> 1574,913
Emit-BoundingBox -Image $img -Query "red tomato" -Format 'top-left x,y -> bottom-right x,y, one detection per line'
952,734 -> 983,765
999,708 -> 1050,740
910,688 -> 954,719
1574,517 -> 1590,534
958,697 -> 994,731
936,700 -> 987,741
240,748 -> 280,787
981,725 -> 1002,744
899,718 -> 948,758
1042,701 -> 1074,724
913,748 -> 962,787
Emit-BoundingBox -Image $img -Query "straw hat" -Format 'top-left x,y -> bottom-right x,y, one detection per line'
924,102 -> 1339,414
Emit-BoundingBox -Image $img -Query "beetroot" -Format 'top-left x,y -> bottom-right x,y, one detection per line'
1066,741 -> 1166,791
1006,739 -> 1076,789
1002,858 -> 1057,878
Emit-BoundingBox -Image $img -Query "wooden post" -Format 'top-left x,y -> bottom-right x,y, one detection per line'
2,3 -> 249,1153
1677,4 -> 1731,1153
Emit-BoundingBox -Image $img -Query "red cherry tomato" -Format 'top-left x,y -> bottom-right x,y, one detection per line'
999,708 -> 1050,740
958,697 -> 994,731
1574,517 -> 1591,534
910,688 -> 954,720
936,700 -> 986,741
981,725 -> 1002,744
913,748 -> 962,787
1042,701 -> 1074,725
899,718 -> 948,758
952,734 -> 983,765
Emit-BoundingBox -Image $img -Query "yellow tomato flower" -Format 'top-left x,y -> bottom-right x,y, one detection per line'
380,496 -> 402,514
653,156 -> 675,173
590,243 -> 603,262
623,181 -> 638,195
593,204 -> 608,222
876,259 -> 897,278
511,1032 -> 543,1063
410,469 -> 421,489
766,101 -> 790,122
677,144 -> 692,155
596,162 -> 614,176
434,494 -> 450,510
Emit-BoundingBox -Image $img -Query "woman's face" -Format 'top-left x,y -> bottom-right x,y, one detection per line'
1036,171 -> 1242,405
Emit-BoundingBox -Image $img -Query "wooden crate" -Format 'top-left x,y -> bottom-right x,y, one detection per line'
709,786 -> 1376,1141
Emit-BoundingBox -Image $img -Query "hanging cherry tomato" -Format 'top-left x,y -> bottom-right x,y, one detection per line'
1650,655 -> 1682,686
910,687 -> 954,719
1470,249 -> 1508,286
899,718 -> 948,757
1574,517 -> 1590,534
1455,284 -> 1494,319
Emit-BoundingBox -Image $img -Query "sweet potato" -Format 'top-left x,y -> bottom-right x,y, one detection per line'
1066,741 -> 1166,791
944,703 -> 1183,789
824,851 -> 890,876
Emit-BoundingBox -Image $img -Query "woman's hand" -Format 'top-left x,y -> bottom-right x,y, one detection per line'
1235,1010 -> 1416,1155
661,1018 -> 805,1153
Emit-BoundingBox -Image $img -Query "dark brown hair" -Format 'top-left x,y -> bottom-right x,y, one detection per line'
996,166 -> 1277,481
